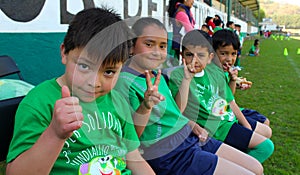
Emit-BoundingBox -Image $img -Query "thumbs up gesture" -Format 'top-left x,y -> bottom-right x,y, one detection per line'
49,85 -> 83,140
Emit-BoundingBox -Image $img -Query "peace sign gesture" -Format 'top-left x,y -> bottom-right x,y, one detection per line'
143,69 -> 165,110
183,58 -> 196,81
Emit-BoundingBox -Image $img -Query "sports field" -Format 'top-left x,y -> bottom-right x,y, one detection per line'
236,35 -> 300,174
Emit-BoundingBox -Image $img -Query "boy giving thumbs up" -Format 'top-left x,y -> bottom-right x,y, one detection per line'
6,8 -> 154,175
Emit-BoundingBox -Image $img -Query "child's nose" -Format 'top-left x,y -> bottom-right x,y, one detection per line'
152,46 -> 160,55
88,74 -> 102,88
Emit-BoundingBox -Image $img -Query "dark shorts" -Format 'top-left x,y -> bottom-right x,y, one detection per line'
242,109 -> 267,124
143,125 -> 222,175
224,122 -> 254,152
243,116 -> 257,130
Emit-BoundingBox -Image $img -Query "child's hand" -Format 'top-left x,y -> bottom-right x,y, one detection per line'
236,77 -> 252,90
240,83 -> 252,90
50,86 -> 83,140
183,58 -> 195,80
188,121 -> 208,142
228,66 -> 238,81
143,70 -> 165,110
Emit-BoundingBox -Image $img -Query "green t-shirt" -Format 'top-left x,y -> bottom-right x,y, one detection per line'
213,26 -> 222,33
114,67 -> 189,147
224,72 -> 245,111
168,64 -> 238,141
249,45 -> 256,54
7,79 -> 139,175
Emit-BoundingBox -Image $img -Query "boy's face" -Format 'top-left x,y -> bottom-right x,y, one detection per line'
61,45 -> 122,102
182,45 -> 213,73
130,24 -> 167,73
215,45 -> 237,72
201,26 -> 209,33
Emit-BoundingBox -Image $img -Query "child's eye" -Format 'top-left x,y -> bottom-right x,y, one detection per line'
78,63 -> 90,71
160,44 -> 167,49
104,70 -> 116,76
196,53 -> 206,58
185,52 -> 194,57
145,42 -> 153,47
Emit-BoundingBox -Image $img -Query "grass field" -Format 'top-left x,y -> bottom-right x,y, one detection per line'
0,36 -> 299,174
236,36 -> 300,174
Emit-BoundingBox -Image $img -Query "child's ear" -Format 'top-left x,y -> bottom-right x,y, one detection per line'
129,45 -> 134,57
60,44 -> 67,65
208,52 -> 214,64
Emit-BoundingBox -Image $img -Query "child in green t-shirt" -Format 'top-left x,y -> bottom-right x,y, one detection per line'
249,39 -> 260,56
168,29 -> 273,163
6,8 -> 154,175
115,17 -> 264,175
212,30 -> 270,126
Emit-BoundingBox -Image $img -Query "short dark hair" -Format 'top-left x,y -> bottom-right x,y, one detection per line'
168,0 -> 184,18
205,16 -> 213,24
235,24 -> 241,28
215,14 -> 221,20
181,30 -> 213,53
201,24 -> 209,29
226,21 -> 234,27
213,19 -> 222,26
254,39 -> 260,46
212,29 -> 240,51
63,7 -> 132,66
131,17 -> 167,46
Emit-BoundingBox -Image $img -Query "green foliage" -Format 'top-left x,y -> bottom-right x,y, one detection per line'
253,9 -> 266,22
260,0 -> 300,28
238,36 -> 300,174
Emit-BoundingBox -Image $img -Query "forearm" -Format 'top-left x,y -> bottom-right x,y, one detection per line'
229,101 -> 251,129
126,149 -> 155,175
133,102 -> 152,137
175,78 -> 191,112
229,80 -> 237,94
6,127 -> 65,175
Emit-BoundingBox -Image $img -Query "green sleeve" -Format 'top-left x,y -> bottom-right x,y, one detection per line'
112,91 -> 140,152
168,67 -> 184,100
249,45 -> 255,54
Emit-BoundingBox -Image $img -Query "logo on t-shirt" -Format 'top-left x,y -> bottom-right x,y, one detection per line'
79,155 -> 126,175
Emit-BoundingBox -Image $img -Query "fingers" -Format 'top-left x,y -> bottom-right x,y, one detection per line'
145,70 -> 153,91
191,57 -> 196,68
182,58 -> 187,67
183,58 -> 195,73
153,69 -> 161,87
146,69 -> 161,88
149,91 -> 165,102
61,85 -> 71,98
60,85 -> 79,105
67,120 -> 83,131
198,129 -> 208,142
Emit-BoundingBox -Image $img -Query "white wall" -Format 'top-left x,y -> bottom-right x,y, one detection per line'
0,0 -> 257,34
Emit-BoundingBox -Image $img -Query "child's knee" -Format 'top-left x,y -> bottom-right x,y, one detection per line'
248,139 -> 274,163
264,118 -> 270,126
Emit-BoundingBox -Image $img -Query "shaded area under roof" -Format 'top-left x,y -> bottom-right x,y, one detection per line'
239,0 -> 260,11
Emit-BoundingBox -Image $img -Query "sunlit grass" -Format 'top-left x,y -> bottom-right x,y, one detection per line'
236,36 -> 300,174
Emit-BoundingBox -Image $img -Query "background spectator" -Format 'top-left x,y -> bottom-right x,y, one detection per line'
168,0 -> 195,61
205,16 -> 215,36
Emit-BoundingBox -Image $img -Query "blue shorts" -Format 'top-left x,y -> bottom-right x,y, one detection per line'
242,109 -> 267,124
224,120 -> 256,152
244,116 -> 258,130
142,125 -> 222,175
